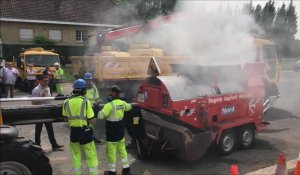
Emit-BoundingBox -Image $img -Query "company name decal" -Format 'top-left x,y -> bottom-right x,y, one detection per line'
222,106 -> 235,115
208,93 -> 252,104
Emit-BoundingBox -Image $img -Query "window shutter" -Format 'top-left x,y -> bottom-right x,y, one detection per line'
20,29 -> 33,41
49,30 -> 62,41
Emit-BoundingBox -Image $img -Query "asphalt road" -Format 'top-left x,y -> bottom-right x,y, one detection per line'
1,70 -> 300,175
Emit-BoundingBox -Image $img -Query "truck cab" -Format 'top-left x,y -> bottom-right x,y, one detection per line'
15,47 -> 60,91
253,38 -> 280,85
253,38 -> 280,111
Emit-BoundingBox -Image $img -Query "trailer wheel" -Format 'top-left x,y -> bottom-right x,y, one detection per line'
218,129 -> 236,155
238,125 -> 255,149
0,161 -> 32,175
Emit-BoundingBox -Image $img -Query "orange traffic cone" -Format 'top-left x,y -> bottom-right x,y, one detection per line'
275,153 -> 287,175
230,164 -> 239,175
294,152 -> 300,175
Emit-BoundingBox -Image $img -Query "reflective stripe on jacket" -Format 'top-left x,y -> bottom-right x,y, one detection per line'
54,68 -> 63,79
62,96 -> 94,127
98,99 -> 132,141
85,84 -> 99,104
98,99 -> 132,121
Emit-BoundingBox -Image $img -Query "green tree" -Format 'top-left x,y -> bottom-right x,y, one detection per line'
261,0 -> 276,34
242,1 -> 254,15
254,4 -> 262,25
33,35 -> 56,45
273,3 -> 287,38
112,0 -> 177,20
286,1 -> 298,39
160,0 -> 177,16
134,0 -> 177,20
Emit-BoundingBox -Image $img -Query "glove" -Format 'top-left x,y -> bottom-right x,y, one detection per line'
106,95 -> 114,102
93,102 -> 101,115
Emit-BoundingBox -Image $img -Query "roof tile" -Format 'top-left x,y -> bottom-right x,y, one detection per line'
0,0 -> 136,25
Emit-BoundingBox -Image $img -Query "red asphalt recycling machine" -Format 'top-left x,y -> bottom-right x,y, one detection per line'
131,58 -> 269,162
1,58 -> 270,163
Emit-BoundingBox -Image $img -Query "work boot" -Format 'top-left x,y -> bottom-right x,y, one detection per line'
52,144 -> 64,151
122,167 -> 130,175
56,94 -> 64,97
104,171 -> 116,175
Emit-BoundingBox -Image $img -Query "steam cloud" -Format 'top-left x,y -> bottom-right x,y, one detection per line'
135,1 -> 261,66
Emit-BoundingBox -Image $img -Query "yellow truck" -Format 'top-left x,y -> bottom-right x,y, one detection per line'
14,47 -> 60,91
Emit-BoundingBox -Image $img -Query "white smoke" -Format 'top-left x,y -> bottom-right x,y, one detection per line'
134,1 -> 261,66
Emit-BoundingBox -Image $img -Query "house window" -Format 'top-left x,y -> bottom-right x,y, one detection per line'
49,30 -> 62,41
19,28 -> 33,41
76,30 -> 87,42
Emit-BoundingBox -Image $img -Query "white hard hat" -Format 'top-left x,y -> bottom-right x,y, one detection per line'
54,62 -> 60,66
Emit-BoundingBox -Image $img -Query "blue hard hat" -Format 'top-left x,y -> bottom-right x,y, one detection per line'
84,72 -> 93,80
73,79 -> 87,89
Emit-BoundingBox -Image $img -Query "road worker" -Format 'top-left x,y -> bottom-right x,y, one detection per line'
98,85 -> 132,175
62,79 -> 99,175
84,72 -> 101,143
54,62 -> 64,95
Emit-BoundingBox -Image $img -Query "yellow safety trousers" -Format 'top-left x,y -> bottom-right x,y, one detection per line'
69,141 -> 99,175
106,138 -> 129,172
56,83 -> 64,95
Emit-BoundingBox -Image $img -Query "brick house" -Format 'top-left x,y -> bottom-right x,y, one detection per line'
0,0 -> 136,46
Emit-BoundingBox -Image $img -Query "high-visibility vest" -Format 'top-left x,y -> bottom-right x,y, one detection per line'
54,68 -> 63,79
63,96 -> 94,127
98,99 -> 132,141
85,84 -> 99,104
98,99 -> 132,121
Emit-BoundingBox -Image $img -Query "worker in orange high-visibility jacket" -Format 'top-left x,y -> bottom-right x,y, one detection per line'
62,79 -> 99,175
98,85 -> 132,175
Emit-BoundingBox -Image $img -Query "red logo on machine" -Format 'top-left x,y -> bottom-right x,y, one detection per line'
249,104 -> 256,116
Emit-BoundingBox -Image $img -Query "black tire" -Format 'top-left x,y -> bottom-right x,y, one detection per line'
217,129 -> 236,155
0,137 -> 52,175
0,161 -> 32,175
136,138 -> 147,160
238,125 -> 255,149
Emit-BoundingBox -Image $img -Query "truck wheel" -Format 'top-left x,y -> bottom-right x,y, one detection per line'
0,161 -> 32,175
218,129 -> 236,155
0,137 -> 52,175
136,139 -> 147,160
238,125 -> 255,149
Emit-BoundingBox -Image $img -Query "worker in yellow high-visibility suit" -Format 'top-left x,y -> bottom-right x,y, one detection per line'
84,72 -> 101,143
62,79 -> 99,175
54,62 -> 64,95
98,85 -> 132,175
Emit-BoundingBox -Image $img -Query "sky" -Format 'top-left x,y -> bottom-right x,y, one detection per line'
181,0 -> 300,39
